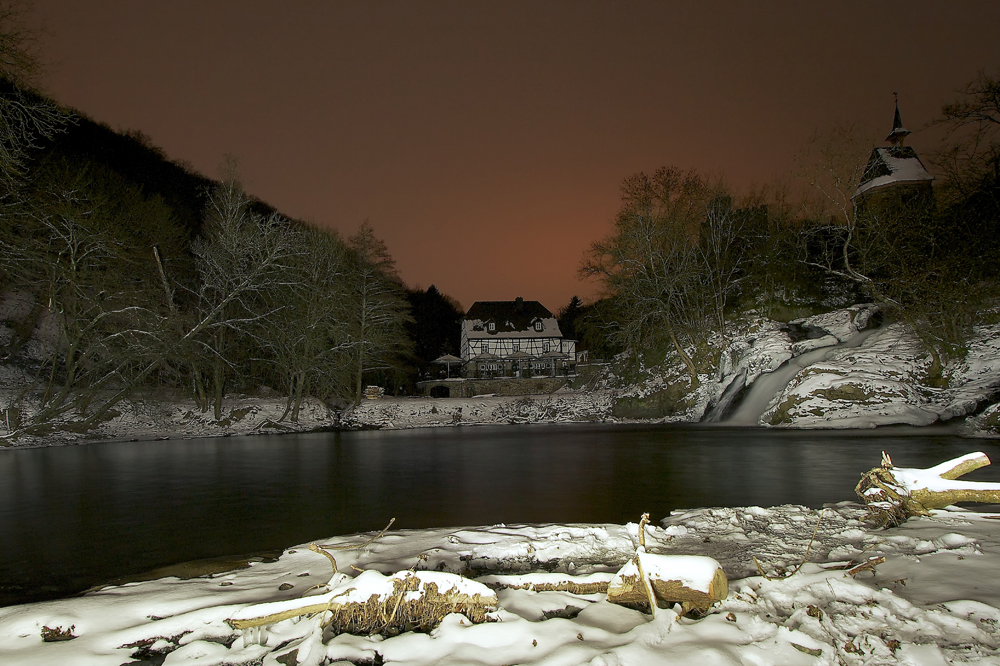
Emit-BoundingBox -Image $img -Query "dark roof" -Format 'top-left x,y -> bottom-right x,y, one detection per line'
855,146 -> 933,197
885,100 -> 911,144
465,299 -> 553,331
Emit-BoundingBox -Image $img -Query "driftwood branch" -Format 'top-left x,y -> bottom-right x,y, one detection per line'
857,452 -> 1000,527
752,509 -> 826,580
319,517 -> 395,551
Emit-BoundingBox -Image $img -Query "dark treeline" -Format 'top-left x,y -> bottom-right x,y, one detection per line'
0,14 -> 451,433
1,130 -> 420,430
578,70 -> 1000,386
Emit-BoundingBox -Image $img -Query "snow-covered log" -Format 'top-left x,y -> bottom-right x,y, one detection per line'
229,569 -> 497,635
475,572 -> 614,594
607,550 -> 728,613
857,452 -> 1000,526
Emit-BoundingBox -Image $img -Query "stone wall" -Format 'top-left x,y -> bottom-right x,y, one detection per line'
418,377 -> 569,398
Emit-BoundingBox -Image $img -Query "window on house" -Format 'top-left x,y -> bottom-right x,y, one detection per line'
488,322 -> 495,332
534,321 -> 543,332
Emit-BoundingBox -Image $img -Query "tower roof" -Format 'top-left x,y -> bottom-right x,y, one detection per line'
885,98 -> 911,145
854,97 -> 931,198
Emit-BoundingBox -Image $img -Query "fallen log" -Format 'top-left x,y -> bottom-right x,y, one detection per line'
856,451 -> 1000,527
607,551 -> 728,614
475,572 -> 614,595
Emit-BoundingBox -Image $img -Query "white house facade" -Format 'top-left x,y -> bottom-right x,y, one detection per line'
460,298 -> 576,377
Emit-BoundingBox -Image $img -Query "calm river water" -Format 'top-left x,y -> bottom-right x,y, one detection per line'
2,424 -> 999,606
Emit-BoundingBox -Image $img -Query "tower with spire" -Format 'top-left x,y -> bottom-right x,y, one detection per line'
854,96 -> 933,200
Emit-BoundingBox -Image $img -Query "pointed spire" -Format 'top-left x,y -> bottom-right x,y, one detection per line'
885,92 -> 911,145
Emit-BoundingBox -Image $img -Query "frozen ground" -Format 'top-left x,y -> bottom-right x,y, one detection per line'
3,503 -> 1000,664
341,390 -> 615,430
0,390 -> 621,449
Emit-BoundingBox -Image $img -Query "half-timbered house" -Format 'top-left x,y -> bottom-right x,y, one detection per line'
460,297 -> 576,377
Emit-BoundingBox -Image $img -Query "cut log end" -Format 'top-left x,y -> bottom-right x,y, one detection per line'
607,554 -> 728,613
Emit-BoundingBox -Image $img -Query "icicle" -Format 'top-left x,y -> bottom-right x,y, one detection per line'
242,624 -> 269,646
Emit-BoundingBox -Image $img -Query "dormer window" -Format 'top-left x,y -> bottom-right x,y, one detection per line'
488,322 -> 496,332
534,321 -> 543,332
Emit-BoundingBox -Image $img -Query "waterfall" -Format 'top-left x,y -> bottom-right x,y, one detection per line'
724,327 -> 880,426
703,368 -> 747,423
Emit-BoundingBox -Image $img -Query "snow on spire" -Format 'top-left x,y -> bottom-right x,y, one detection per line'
854,94 -> 932,198
885,93 -> 911,145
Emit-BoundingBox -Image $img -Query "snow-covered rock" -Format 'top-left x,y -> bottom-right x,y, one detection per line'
794,303 -> 879,342
761,322 -> 1000,429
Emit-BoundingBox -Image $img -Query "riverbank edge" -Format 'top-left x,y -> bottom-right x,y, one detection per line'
6,305 -> 1000,448
2,390 -> 998,452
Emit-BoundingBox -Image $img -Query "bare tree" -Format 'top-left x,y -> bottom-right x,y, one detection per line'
582,168 -> 722,388
0,161 -> 183,426
346,221 -> 412,404
260,226 -> 356,421
931,70 -> 1000,206
794,123 -> 877,288
699,194 -> 749,340
0,0 -> 72,196
190,169 -> 306,419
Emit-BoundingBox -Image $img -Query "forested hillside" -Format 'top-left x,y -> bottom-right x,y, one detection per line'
0,21 -> 426,438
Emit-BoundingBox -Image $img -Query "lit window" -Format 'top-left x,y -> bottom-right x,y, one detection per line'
534,321 -> 543,331
488,322 -> 495,332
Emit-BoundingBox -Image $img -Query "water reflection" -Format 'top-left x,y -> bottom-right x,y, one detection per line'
0,424 -> 997,606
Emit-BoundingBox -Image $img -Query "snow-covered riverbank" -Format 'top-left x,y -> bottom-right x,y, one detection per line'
3,503 -> 1000,665
603,306 -> 1000,435
5,305 -> 1000,448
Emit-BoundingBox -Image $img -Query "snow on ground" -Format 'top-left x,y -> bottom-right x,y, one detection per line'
0,394 -> 343,448
0,390 -> 619,449
3,503 -> 1000,664
341,391 -> 615,430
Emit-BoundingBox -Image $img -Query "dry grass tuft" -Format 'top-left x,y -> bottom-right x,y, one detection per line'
322,574 -> 496,636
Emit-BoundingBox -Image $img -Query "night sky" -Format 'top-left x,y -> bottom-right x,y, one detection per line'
29,1 -> 1000,311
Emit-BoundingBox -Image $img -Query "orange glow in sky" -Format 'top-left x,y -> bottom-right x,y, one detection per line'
30,1 -> 1000,312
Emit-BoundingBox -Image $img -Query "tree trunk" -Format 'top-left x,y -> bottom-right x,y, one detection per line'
213,355 -> 225,421
291,373 -> 308,422
278,392 -> 294,423
354,347 -> 365,406
668,329 -> 699,389
191,361 -> 208,412
35,337 -> 81,422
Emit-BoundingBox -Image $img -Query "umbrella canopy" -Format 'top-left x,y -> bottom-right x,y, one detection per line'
432,354 -> 464,364
538,350 -> 569,376
431,354 -> 464,379
470,352 -> 500,361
